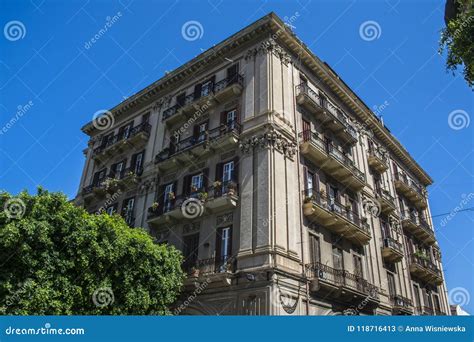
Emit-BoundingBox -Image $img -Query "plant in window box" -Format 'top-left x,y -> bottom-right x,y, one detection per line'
213,180 -> 222,189
190,185 -> 198,193
103,178 -> 120,192
303,196 -> 313,204
168,192 -> 176,200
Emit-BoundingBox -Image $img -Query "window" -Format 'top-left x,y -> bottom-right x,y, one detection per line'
332,246 -> 343,270
353,254 -> 363,277
226,109 -> 238,129
216,226 -> 232,272
101,133 -> 113,147
201,79 -> 213,97
433,295 -> 441,314
309,234 -> 320,264
121,197 -> 135,226
163,183 -> 175,212
223,161 -> 234,184
93,168 -> 107,186
191,173 -> 204,193
227,64 -> 238,83
105,203 -> 118,216
111,160 -> 125,179
302,119 -> 311,141
119,122 -> 133,139
131,151 -> 144,174
306,170 -> 314,197
183,233 -> 200,271
142,112 -> 150,123
193,121 -> 208,142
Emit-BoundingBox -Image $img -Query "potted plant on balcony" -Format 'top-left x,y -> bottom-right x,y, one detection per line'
103,177 -> 120,193
168,192 -> 176,200
191,185 -> 198,193
198,191 -> 208,202
227,182 -> 237,196
213,180 -> 222,189
150,202 -> 159,213
189,266 -> 200,278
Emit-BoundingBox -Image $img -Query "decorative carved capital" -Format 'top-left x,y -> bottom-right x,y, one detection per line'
245,38 -> 291,65
239,127 -> 296,159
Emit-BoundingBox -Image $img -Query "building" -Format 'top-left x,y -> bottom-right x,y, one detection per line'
450,305 -> 470,316
75,12 -> 450,315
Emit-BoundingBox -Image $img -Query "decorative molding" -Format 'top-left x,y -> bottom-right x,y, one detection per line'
216,212 -> 233,226
239,127 -> 296,159
245,38 -> 291,65
183,222 -> 201,235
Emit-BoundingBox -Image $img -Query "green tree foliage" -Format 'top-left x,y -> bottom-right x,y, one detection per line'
440,0 -> 474,88
0,189 -> 184,315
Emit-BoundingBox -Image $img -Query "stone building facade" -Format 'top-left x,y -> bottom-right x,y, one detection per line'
75,13 -> 450,315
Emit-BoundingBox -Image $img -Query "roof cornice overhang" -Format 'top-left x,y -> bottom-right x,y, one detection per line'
81,12 -> 432,186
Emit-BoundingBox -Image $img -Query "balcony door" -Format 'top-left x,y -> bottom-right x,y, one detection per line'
309,234 -> 320,265
183,233 -> 200,272
119,122 -> 133,140
387,271 -> 396,298
413,284 -> 421,312
163,183 -> 175,212
223,160 -> 234,187
121,197 -> 135,226
193,121 -> 208,143
191,173 -> 204,194
131,151 -> 144,174
227,64 -> 238,84
302,119 -> 311,141
216,226 -> 232,272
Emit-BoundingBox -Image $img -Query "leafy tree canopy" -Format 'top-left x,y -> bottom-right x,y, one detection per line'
440,0 -> 474,88
0,188 -> 184,315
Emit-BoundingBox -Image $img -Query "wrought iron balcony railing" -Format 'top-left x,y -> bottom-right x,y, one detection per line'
305,261 -> 379,299
155,122 -> 241,164
93,122 -> 151,155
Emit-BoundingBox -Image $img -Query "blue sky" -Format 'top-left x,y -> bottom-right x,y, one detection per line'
1,0 -> 473,312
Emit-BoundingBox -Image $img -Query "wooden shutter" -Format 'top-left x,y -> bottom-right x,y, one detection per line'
220,111 -> 227,126
193,124 -> 200,141
232,157 -> 239,183
215,163 -> 223,182
193,83 -> 202,99
209,75 -> 216,92
226,64 -> 238,83
176,93 -> 186,107
182,175 -> 191,196
202,168 -> 209,189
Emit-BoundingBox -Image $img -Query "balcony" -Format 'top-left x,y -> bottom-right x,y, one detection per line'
155,122 -> 241,171
306,262 -> 379,305
375,188 -> 396,213
417,306 -> 434,315
409,255 -> 443,285
394,172 -> 427,209
367,148 -> 388,174
93,122 -> 151,162
147,182 -> 239,226
381,237 -> 404,262
390,295 -> 413,315
302,189 -> 371,245
298,131 -> 365,191
296,84 -> 358,145
183,256 -> 235,287
82,167 -> 143,202
401,212 -> 436,244
162,75 -> 244,125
